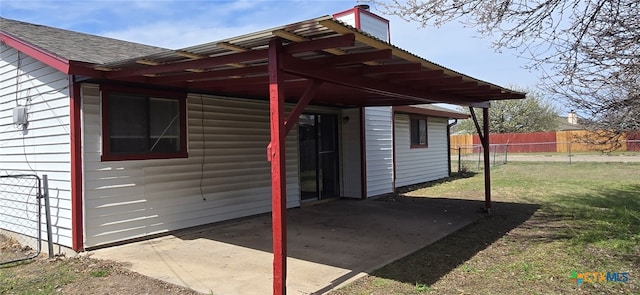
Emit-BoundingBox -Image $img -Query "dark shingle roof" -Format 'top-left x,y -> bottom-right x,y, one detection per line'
0,17 -> 168,64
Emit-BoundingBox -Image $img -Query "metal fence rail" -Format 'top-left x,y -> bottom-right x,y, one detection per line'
0,174 -> 52,265
450,140 -> 640,172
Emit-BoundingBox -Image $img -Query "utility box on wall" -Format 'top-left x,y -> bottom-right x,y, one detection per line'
333,5 -> 390,42
13,106 -> 28,126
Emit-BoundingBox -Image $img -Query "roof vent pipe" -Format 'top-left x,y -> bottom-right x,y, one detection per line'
355,4 -> 370,10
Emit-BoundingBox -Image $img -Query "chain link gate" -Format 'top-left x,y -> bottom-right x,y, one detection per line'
0,174 -> 52,265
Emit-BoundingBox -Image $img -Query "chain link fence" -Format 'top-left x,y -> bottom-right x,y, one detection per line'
451,140 -> 640,173
451,144 -> 508,173
0,174 -> 53,265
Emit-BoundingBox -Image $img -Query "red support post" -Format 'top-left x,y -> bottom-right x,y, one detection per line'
69,79 -> 84,251
268,37 -> 287,295
482,107 -> 491,212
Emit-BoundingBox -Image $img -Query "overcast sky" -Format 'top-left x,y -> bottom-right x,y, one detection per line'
1,0 -> 544,98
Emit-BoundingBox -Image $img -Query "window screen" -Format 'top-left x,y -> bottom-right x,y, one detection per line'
410,117 -> 428,147
103,90 -> 185,160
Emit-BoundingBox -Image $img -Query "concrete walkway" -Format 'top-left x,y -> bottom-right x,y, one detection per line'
91,197 -> 482,295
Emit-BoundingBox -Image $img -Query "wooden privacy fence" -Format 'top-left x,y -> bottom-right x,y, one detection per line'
451,130 -> 640,154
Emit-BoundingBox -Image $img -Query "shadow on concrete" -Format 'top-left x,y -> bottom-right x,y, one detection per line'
167,196 -> 538,293
364,197 -> 540,288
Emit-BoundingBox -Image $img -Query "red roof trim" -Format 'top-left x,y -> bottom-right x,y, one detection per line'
333,7 -> 390,24
393,105 -> 470,119
332,8 -> 356,20
0,31 -> 70,74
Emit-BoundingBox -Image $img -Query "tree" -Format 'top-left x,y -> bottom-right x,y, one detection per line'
455,89 -> 559,134
366,0 -> 640,137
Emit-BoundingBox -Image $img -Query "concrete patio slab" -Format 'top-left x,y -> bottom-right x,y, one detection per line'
90,197 -> 483,294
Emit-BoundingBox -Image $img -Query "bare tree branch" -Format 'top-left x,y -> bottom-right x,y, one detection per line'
365,0 -> 640,139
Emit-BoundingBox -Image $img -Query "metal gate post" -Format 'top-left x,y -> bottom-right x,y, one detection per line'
43,175 -> 54,258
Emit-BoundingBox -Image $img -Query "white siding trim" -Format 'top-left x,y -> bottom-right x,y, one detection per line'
0,44 -> 72,248
360,13 -> 390,42
394,114 -> 449,187
82,85 -> 300,247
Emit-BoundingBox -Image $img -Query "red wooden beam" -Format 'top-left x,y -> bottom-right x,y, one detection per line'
283,80 -> 323,135
439,81 -> 479,91
449,85 -> 492,94
268,38 -> 287,295
423,76 -> 463,86
106,49 -> 269,78
283,34 -> 355,54
358,63 -> 422,75
69,79 -> 84,251
151,65 -> 268,83
68,61 -> 107,77
185,75 -> 305,94
384,69 -> 444,81
281,54 -> 439,103
187,75 -> 269,88
322,49 -> 392,66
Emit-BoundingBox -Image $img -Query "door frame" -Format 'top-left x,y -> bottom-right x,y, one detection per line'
297,111 -> 341,202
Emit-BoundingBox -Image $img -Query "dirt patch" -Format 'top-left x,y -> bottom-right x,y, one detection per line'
59,255 -> 203,295
0,234 -> 202,295
1,254 -> 203,295
0,234 -> 36,263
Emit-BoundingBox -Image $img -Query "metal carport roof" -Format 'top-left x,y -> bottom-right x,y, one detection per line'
71,16 -> 524,107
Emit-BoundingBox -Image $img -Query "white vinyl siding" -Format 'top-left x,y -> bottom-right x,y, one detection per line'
82,84 -> 299,247
394,114 -> 449,187
335,13 -> 356,28
364,106 -> 393,197
0,44 -> 72,247
336,11 -> 389,42
360,13 -> 390,42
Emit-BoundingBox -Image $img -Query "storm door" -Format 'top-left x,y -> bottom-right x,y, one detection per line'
298,114 -> 339,201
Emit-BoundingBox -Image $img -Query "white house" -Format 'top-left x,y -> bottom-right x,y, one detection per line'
0,6 -> 520,252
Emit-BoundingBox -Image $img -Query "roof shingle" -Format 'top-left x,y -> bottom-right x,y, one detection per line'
0,17 -> 168,64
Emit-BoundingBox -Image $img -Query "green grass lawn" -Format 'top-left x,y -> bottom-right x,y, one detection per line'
331,162 -> 640,295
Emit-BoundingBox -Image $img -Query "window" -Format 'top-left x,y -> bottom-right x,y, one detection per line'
410,117 -> 428,148
101,87 -> 187,161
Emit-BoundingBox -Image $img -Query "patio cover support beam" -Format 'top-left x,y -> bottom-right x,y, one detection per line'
284,80 -> 323,136
106,49 -> 269,78
469,107 -> 484,143
469,107 -> 491,212
281,55 -> 437,104
267,37 -> 287,295
482,107 -> 491,212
